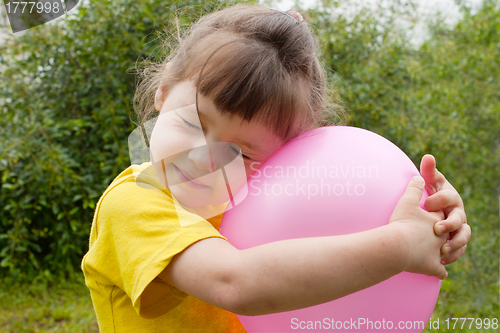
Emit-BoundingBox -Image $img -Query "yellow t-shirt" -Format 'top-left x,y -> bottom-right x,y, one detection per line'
81,162 -> 246,332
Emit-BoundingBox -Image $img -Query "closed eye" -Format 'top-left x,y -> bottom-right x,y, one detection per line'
182,117 -> 251,160
183,118 -> 201,130
231,145 -> 250,160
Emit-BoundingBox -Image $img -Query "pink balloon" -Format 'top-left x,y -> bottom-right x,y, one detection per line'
220,126 -> 440,333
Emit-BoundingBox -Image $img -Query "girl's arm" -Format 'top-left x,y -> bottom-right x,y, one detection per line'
158,176 -> 448,316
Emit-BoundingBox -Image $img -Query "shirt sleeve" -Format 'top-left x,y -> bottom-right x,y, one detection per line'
96,177 -> 229,319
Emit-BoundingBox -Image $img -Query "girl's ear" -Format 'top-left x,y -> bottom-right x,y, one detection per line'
154,62 -> 173,112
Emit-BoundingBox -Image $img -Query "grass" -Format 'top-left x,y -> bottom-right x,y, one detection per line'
0,275 -> 98,333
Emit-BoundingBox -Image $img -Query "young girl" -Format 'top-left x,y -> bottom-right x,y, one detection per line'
81,4 -> 470,332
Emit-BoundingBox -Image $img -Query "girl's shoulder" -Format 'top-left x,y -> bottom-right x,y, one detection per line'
94,162 -> 175,219
108,161 -> 159,187
104,161 -> 169,197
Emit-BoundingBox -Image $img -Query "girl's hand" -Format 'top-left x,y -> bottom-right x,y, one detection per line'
420,154 -> 471,265
389,176 -> 449,279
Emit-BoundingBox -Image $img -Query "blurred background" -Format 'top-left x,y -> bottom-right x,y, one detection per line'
0,0 -> 498,331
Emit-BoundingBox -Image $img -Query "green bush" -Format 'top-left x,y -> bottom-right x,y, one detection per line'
0,0 -> 247,279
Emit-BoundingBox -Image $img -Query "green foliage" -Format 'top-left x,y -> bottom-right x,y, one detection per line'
0,0 -> 251,279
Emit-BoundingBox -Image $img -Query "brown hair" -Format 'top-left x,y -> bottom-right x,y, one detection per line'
133,4 -> 344,142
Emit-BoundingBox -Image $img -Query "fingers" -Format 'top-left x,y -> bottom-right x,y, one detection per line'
420,154 -> 446,196
434,207 -> 467,235
436,264 -> 449,280
441,244 -> 467,265
431,253 -> 449,279
429,210 -> 445,221
440,223 -> 471,262
425,189 -> 462,212
425,188 -> 466,235
401,176 -> 426,207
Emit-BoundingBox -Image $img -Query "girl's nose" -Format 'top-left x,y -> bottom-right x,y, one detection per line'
187,144 -> 214,172
188,140 -> 238,172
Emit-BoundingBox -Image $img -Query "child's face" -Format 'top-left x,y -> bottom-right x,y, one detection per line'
149,80 -> 285,207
